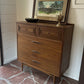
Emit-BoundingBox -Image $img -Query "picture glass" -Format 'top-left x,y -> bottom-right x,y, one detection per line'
34,0 -> 68,22
37,1 -> 64,17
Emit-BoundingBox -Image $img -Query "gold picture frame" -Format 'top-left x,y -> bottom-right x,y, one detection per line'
33,0 -> 71,23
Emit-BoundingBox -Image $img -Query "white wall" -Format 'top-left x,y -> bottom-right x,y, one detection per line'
0,0 -> 17,64
16,0 -> 33,21
64,8 -> 84,80
16,0 -> 84,80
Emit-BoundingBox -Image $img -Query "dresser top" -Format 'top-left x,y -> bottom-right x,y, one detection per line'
17,21 -> 74,28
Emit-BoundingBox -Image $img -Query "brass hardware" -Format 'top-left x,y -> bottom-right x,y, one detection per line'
32,50 -> 40,54
32,60 -> 40,64
32,41 -> 40,44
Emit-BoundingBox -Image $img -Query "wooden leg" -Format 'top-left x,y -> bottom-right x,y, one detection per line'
53,76 -> 61,84
21,63 -> 23,71
53,76 -> 56,84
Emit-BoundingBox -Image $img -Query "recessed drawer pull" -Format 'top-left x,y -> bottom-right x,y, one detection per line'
32,41 -> 40,44
32,50 -> 40,54
32,60 -> 40,64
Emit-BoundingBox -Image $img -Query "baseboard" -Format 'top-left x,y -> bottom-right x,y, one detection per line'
4,56 -> 17,64
64,72 -> 79,81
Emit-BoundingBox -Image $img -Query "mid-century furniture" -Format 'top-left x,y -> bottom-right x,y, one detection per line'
17,21 -> 74,84
79,49 -> 84,84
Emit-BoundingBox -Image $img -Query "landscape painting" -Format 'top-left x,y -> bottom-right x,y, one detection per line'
33,0 -> 69,22
37,1 -> 64,17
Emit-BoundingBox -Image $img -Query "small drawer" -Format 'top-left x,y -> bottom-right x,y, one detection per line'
38,26 -> 63,41
17,24 -> 36,36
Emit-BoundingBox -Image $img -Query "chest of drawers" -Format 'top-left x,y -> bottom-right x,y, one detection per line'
17,22 -> 74,84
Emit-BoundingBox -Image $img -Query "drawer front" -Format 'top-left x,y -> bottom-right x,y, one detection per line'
17,24 -> 36,36
32,37 -> 62,53
19,56 -> 60,76
31,46 -> 61,63
38,26 -> 63,41
18,33 -> 37,59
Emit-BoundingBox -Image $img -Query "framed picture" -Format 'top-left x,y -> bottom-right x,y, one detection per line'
32,0 -> 71,23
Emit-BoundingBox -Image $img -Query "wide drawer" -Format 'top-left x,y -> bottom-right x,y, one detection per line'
31,47 -> 62,63
32,37 -> 62,53
19,55 -> 60,76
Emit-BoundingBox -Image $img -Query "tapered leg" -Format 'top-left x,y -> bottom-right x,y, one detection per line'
53,76 -> 56,84
21,63 -> 23,71
53,76 -> 61,84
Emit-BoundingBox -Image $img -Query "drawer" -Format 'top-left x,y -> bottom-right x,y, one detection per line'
31,47 -> 61,63
38,26 -> 63,41
18,33 -> 37,58
19,55 -> 60,76
17,24 -> 36,36
31,37 -> 62,62
32,37 -> 62,53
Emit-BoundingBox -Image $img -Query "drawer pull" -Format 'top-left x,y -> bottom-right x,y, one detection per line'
32,60 -> 40,64
32,50 -> 40,54
32,41 -> 40,44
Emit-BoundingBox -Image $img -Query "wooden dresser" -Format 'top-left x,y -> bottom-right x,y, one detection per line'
17,21 -> 74,84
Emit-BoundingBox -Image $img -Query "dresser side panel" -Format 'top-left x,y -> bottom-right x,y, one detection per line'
61,25 -> 74,74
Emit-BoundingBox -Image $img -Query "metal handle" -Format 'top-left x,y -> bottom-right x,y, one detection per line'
32,50 -> 40,54
32,60 -> 40,64
32,41 -> 40,44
